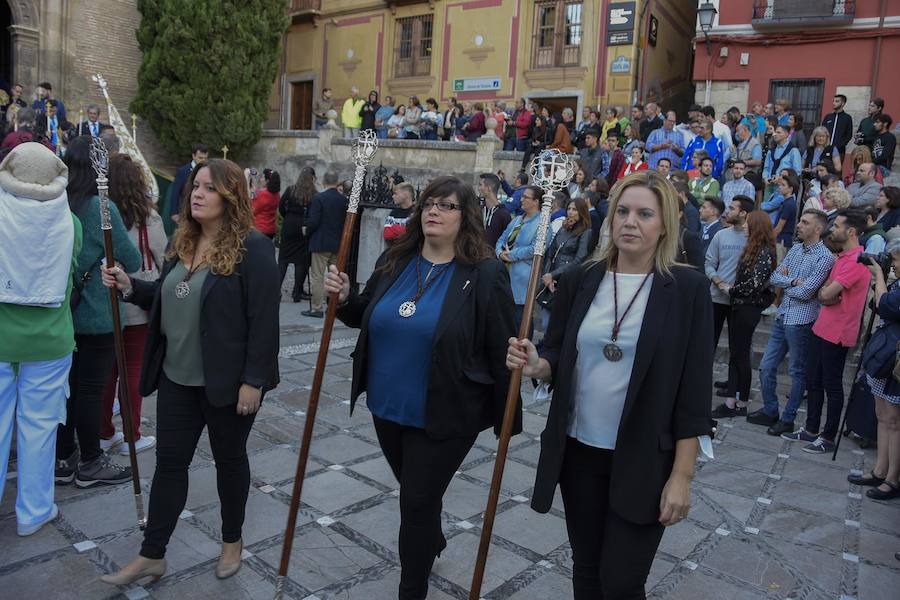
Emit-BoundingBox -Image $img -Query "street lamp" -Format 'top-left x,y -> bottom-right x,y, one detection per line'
698,2 -> 717,55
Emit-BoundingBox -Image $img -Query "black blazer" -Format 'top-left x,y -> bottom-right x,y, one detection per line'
337,253 -> 521,439
129,232 -> 281,406
532,262 -> 713,524
307,188 -> 348,253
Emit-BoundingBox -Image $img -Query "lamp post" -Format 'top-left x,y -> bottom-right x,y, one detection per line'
698,2 -> 717,56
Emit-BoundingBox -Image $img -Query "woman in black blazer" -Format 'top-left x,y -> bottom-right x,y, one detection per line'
325,176 -> 519,599
508,171 -> 713,599
99,159 -> 281,585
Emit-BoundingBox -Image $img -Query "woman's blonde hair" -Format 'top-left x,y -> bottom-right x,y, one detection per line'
169,159 -> 254,276
599,170 -> 681,276
809,125 -> 830,148
824,186 -> 851,210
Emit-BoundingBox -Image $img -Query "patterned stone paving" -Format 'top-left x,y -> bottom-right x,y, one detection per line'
2,301 -> 899,599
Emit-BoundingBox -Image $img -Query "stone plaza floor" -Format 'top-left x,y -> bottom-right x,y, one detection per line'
1,299 -> 899,599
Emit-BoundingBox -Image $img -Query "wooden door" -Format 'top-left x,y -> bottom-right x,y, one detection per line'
291,81 -> 313,130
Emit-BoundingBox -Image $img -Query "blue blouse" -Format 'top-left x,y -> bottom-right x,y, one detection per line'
366,257 -> 456,428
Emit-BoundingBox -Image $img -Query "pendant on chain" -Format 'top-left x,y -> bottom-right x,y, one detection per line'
603,343 -> 623,362
399,301 -> 417,318
174,281 -> 191,299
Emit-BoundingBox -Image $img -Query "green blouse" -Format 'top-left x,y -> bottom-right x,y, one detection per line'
160,262 -> 209,387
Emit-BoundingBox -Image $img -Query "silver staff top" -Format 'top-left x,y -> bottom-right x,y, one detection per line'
89,136 -> 112,230
351,130 -> 379,167
529,150 -> 576,195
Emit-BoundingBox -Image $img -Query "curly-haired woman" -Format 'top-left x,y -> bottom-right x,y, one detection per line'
99,159 -> 281,584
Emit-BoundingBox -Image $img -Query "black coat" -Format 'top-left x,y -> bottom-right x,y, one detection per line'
679,226 -> 705,269
337,253 -> 521,439
532,262 -> 713,524
129,232 -> 281,406
307,188 -> 348,253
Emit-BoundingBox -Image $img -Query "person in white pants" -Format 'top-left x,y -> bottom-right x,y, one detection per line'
0,142 -> 81,536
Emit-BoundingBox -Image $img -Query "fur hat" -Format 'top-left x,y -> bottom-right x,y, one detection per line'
0,142 -> 68,201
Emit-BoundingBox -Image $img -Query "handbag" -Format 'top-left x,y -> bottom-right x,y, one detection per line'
862,322 -> 900,379
535,285 -> 554,310
70,252 -> 105,311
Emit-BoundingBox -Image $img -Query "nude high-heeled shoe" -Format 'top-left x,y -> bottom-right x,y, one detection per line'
215,539 -> 243,579
100,556 -> 167,585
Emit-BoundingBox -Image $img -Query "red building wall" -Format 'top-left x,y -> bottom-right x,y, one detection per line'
692,0 -> 900,119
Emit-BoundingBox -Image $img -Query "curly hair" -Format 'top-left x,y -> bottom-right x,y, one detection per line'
379,176 -> 493,274
169,159 -> 254,276
109,154 -> 154,229
740,210 -> 776,269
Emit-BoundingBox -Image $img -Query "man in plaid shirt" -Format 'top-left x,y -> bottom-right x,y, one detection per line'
646,110 -> 684,169
747,209 -> 835,435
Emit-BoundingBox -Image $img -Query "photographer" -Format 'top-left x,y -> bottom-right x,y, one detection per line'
854,240 -> 900,500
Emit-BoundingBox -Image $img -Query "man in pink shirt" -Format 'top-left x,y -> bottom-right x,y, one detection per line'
785,209 -> 871,454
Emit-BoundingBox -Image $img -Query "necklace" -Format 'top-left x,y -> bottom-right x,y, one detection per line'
603,269 -> 653,362
174,252 -> 205,299
399,255 -> 452,318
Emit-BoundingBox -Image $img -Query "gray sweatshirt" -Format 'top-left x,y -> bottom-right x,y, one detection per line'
704,226 -> 748,305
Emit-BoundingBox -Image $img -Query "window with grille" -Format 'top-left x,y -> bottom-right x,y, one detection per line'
532,1 -> 583,69
394,14 -> 433,78
768,79 -> 824,139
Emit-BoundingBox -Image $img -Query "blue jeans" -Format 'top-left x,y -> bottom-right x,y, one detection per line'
515,138 -> 529,152
759,319 -> 811,423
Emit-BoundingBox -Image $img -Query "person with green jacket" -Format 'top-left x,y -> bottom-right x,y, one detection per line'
0,142 -> 82,536
55,136 -> 142,489
341,86 -> 365,138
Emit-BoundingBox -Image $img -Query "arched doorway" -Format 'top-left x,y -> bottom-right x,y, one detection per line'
4,0 -> 40,91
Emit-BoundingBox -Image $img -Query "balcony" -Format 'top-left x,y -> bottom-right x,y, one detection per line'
751,0 -> 855,29
288,0 -> 321,24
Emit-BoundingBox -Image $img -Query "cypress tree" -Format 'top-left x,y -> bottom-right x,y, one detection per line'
131,0 -> 288,160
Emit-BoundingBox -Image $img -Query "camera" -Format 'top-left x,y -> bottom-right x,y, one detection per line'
858,251 -> 892,275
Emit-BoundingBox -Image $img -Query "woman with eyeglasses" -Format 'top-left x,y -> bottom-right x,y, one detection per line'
324,176 -> 519,600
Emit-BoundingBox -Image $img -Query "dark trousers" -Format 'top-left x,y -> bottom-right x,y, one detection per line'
712,302 -> 732,350
278,251 -> 309,301
57,333 -> 115,464
140,374 -> 257,559
373,416 -> 476,600
804,333 -> 850,440
559,438 -> 665,600
726,305 -> 763,402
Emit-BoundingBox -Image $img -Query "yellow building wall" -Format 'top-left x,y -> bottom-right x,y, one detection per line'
274,0 -> 697,125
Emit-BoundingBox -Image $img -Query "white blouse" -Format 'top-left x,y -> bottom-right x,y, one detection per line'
569,272 -> 653,449
568,270 -> 714,457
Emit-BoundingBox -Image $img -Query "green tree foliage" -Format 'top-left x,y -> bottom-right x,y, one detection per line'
131,0 -> 288,160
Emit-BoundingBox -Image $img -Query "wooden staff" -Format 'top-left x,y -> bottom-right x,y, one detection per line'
90,138 -> 147,530
469,150 -> 575,600
274,131 -> 378,599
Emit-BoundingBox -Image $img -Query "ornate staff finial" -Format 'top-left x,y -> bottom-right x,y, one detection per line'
221,145 -> 229,160
529,150 -> 576,257
131,114 -> 137,144
90,136 -> 112,230
347,130 -> 379,214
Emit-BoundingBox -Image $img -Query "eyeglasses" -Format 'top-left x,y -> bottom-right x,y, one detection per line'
422,199 -> 461,212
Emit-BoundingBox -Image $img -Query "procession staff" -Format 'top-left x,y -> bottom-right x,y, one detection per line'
470,151 -> 575,600
274,132 -> 378,599
508,171 -> 713,599
99,158 -> 280,585
326,176 -> 518,600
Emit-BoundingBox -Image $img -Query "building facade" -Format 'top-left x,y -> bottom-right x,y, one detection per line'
0,0 -> 168,168
692,0 -> 900,136
271,0 -> 699,129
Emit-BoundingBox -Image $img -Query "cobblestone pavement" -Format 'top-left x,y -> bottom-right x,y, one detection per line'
2,299 -> 899,600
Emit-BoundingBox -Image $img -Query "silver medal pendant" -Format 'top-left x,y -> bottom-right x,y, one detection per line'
603,343 -> 623,362
399,300 -> 417,318
174,281 -> 191,299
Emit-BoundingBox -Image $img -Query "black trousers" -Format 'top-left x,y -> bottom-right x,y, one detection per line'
373,416 -> 476,600
726,305 -> 763,402
140,374 -> 257,559
278,250 -> 309,301
804,333 -> 850,440
57,333 -> 115,464
712,302 -> 731,350
559,438 -> 665,600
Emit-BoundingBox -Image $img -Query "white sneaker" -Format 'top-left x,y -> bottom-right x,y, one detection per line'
118,436 -> 156,455
761,305 -> 778,316
112,398 -> 120,416
99,431 -> 125,451
17,504 -> 59,536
